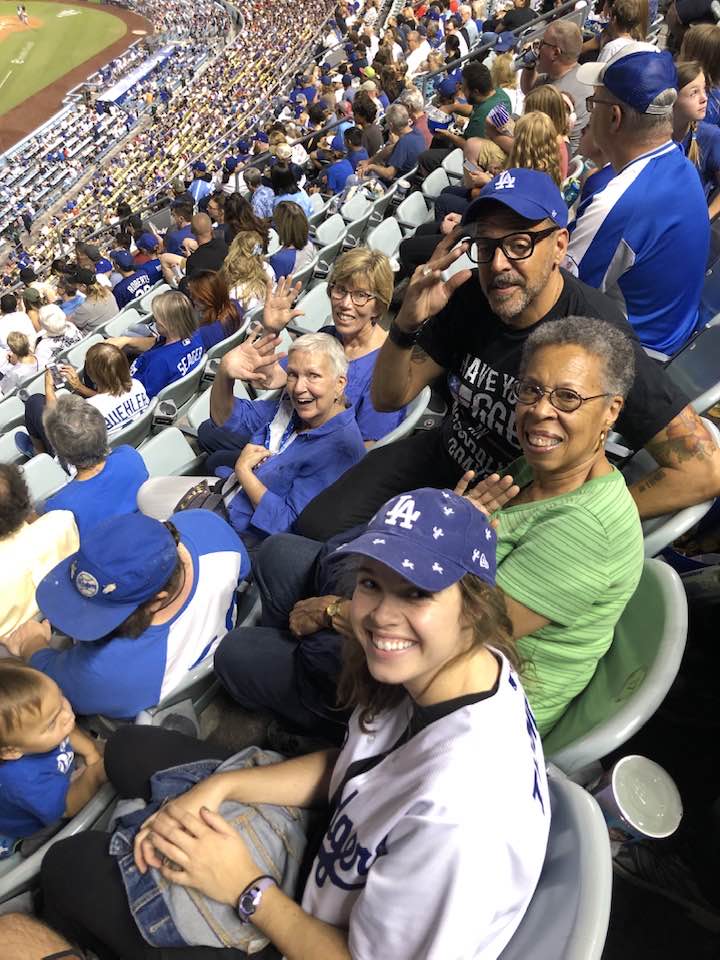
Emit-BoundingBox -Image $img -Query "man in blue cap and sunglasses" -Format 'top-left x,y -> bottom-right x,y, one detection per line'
568,41 -> 709,357
294,167 -> 720,539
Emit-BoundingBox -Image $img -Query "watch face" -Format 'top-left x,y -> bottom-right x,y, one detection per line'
239,890 -> 258,917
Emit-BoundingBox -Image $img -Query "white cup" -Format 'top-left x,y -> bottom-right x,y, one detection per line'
591,755 -> 683,844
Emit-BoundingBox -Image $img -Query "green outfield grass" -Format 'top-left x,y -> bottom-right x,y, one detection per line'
0,1 -> 127,116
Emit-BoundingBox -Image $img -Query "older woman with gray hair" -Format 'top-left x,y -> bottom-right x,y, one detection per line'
137,332 -> 366,541
42,395 -> 148,538
458,315 -> 644,734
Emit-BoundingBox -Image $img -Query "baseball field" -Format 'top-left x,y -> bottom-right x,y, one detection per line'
0,0 -> 151,148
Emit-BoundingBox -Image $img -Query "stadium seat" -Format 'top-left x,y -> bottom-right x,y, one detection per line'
308,194 -> 332,227
291,282 -> 331,334
543,559 -> 688,778
623,417 -> 720,557
441,148 -> 464,184
663,324 -> 720,414
0,427 -> 27,465
20,454 -> 70,505
340,193 -> 373,224
498,766 -> 612,960
314,237 -> 347,281
343,210 -> 373,249
153,358 -> 208,416
443,251 -> 475,280
138,426 -> 204,477
267,228 -> 281,257
368,183 -> 399,227
0,783 -> 117,908
292,255 -> 320,293
366,217 -> 403,260
107,400 -> 158,450
181,378 -> 254,437
314,213 -> 347,247
101,310 -> 144,339
138,282 -> 171,315
421,167 -> 451,203
201,326 -> 251,385
373,387 -> 432,448
395,192 -> 432,236
0,396 -> 25,433
62,333 -> 106,371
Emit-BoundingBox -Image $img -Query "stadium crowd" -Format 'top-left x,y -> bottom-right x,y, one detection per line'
0,0 -> 720,956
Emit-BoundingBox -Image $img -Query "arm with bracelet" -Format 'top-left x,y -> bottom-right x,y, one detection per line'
370,236 -> 473,412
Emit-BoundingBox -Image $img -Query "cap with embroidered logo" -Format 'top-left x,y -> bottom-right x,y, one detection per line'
462,168 -> 568,228
334,488 -> 497,591
36,514 -> 179,642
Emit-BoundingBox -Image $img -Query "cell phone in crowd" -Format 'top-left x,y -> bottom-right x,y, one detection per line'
47,363 -> 65,390
463,157 -> 480,174
487,104 -> 511,130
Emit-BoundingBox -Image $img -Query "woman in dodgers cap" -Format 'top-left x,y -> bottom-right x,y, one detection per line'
41,489 -> 550,959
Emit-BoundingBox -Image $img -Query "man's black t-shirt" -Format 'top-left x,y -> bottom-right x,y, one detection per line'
501,6 -> 538,30
185,236 -> 228,277
417,269 -> 689,476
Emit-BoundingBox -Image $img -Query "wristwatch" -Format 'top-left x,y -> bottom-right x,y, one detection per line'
388,320 -> 421,349
325,598 -> 344,628
237,875 -> 276,924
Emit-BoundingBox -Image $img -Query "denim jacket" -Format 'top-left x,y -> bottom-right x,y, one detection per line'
109,747 -> 309,950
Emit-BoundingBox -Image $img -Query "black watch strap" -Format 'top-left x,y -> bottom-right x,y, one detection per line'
388,321 -> 421,349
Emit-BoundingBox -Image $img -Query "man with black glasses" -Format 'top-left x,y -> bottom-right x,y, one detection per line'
295,169 -> 720,539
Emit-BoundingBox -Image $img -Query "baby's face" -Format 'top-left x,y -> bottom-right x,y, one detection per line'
5,678 -> 75,758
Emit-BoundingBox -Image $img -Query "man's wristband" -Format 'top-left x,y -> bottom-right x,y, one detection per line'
388,320 -> 421,349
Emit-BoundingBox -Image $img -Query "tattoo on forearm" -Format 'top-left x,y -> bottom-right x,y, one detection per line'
633,469 -> 666,495
645,408 -> 715,467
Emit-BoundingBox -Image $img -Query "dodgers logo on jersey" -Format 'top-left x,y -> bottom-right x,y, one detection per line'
56,739 -> 74,775
314,791 -> 388,891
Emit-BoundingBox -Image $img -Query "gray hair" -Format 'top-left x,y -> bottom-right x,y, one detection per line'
386,103 -> 410,134
243,167 -> 262,188
288,332 -> 349,379
519,316 -> 636,398
42,395 -> 109,469
616,87 -> 676,138
398,87 -> 425,115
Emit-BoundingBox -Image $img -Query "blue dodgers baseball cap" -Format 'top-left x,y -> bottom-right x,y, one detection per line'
95,257 -> 112,274
495,31 -> 517,53
334,488 -> 497,592
237,139 -> 251,155
576,41 -> 677,114
36,514 -> 179,642
192,160 -> 207,172
110,250 -> 135,270
462,168 -> 568,227
254,132 -> 269,144
136,232 -> 159,252
437,77 -> 459,97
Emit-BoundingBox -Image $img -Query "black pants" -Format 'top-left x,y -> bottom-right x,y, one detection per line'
24,393 -> 52,453
214,533 -> 346,743
197,419 -> 251,473
41,727 -> 280,960
294,427 -> 463,540
398,222 -> 444,280
418,146 -> 452,175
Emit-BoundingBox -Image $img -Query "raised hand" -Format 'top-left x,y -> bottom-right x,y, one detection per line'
395,242 -> 472,334
454,471 -> 520,520
221,333 -> 287,384
262,276 -> 304,333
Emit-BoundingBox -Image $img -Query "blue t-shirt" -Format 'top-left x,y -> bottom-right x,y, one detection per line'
31,511 -> 249,718
113,270 -> 153,310
388,129 -> 426,179
268,247 -> 298,280
165,224 -> 193,256
61,295 -> 84,316
680,122 -> 720,201
578,163 -> 615,207
141,258 -> 163,285
348,147 -> 369,170
130,333 -> 204,398
326,158 -> 354,194
0,738 -> 74,838
567,141 -> 709,354
705,87 -> 720,128
44,446 -> 149,538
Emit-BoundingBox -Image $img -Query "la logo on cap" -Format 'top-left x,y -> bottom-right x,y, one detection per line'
495,171 -> 516,191
384,494 -> 421,530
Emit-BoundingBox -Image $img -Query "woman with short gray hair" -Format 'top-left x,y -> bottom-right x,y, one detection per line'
137,331 -> 366,542
42,395 -> 148,538
457,315 -> 645,735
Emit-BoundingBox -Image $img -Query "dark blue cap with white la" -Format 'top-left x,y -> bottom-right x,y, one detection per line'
37,514 -> 179,642
334,488 -> 497,591
463,168 -> 568,228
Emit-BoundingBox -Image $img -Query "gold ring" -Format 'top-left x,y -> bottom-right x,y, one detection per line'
422,267 -> 432,277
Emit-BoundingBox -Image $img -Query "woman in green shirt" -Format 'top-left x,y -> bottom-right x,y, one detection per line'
459,315 -> 644,735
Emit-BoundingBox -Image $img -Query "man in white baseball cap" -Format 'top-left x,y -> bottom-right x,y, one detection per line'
566,41 -> 709,356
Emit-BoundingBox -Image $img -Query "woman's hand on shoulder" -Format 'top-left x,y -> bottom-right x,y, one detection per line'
454,471 -> 520,523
